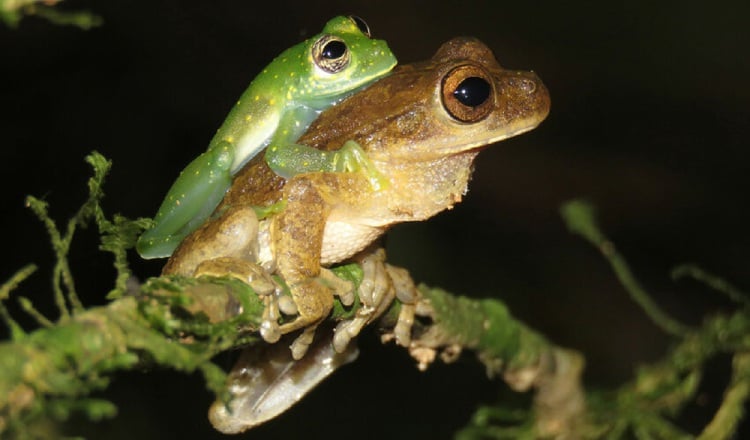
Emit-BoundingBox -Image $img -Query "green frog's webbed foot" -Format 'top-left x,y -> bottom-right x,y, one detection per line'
335,140 -> 388,191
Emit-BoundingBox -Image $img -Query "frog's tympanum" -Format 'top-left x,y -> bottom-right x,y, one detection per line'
163,37 -> 550,432
136,16 -> 396,259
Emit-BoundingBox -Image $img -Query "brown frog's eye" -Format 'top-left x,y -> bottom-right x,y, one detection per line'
348,15 -> 371,38
313,35 -> 350,73
442,65 -> 494,122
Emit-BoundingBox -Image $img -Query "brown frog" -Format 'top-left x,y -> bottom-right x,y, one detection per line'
163,36 -> 551,362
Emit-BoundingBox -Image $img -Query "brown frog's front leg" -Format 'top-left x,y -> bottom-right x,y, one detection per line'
272,174 -> 340,360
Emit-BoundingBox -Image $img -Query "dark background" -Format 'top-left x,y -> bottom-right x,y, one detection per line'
1,0 -> 748,438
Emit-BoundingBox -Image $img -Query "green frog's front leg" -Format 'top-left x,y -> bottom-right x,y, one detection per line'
137,141 -> 235,259
263,104 -> 386,188
266,135 -> 387,191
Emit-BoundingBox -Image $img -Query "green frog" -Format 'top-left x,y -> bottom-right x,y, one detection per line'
171,36 -> 550,433
136,16 -> 396,259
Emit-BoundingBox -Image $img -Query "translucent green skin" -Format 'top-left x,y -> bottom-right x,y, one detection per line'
137,16 -> 397,259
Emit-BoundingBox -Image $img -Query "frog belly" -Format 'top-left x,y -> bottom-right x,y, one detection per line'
320,221 -> 384,265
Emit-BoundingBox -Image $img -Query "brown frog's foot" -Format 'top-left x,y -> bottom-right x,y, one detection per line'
288,325 -> 317,360
261,289 -> 303,343
194,257 -> 282,342
318,268 -> 355,306
195,257 -> 276,295
275,277 -> 335,360
382,264 -> 421,347
391,292 -> 456,372
333,249 -> 396,353
259,303 -> 282,344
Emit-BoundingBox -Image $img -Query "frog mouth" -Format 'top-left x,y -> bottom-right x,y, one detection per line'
415,117 -> 547,160
468,123 -> 542,150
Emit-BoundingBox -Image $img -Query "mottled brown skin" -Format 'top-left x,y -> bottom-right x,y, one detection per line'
163,37 -> 551,357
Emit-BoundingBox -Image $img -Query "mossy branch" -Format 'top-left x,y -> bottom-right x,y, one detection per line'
0,0 -> 101,28
0,266 -> 371,435
406,286 -> 586,438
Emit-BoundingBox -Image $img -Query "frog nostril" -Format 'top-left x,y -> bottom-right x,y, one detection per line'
509,77 -> 537,94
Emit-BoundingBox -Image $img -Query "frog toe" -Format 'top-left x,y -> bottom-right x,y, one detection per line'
333,318 -> 366,352
277,294 -> 298,315
384,264 -> 422,347
260,319 -> 281,343
338,140 -> 388,190
318,268 -> 355,306
289,326 -> 317,360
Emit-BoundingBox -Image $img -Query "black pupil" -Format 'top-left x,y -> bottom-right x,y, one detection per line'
322,40 -> 347,59
350,15 -> 370,36
453,77 -> 491,107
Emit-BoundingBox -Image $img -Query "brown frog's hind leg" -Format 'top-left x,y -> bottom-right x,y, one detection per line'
161,206 -> 290,343
273,174 -> 336,360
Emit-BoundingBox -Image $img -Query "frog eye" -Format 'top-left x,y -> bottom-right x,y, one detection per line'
313,35 -> 350,74
442,65 -> 494,123
348,15 -> 371,38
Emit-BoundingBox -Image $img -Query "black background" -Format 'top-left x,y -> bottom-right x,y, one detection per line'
1,0 -> 748,438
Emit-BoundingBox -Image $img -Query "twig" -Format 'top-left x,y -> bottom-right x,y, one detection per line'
561,199 -> 690,337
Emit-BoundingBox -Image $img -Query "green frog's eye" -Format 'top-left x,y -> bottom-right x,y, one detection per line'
442,64 -> 494,123
313,35 -> 350,73
348,15 -> 371,38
